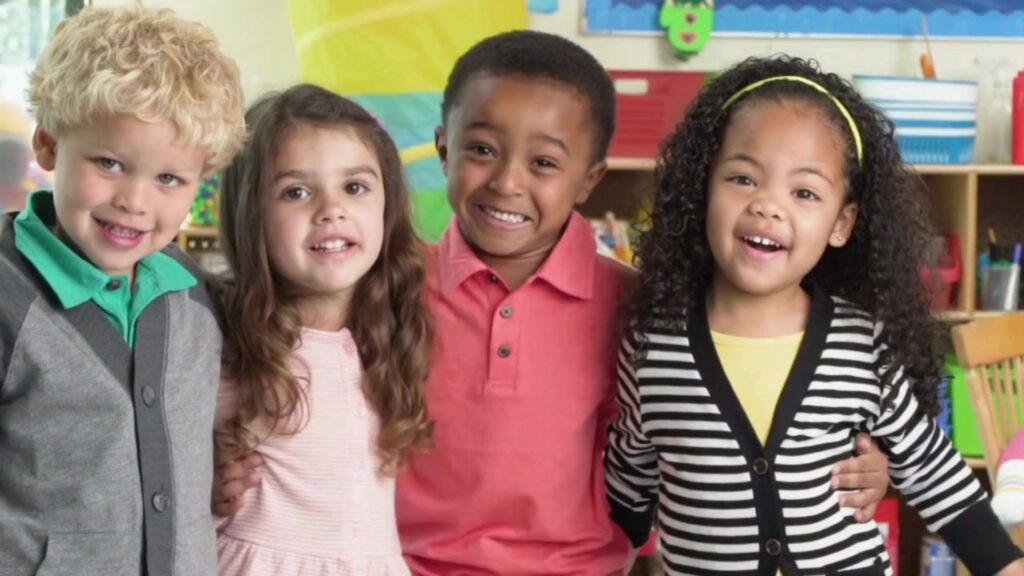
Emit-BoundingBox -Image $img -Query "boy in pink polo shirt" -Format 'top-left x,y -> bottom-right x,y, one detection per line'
213,31 -> 892,576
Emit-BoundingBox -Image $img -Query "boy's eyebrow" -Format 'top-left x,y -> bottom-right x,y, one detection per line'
465,121 -> 571,155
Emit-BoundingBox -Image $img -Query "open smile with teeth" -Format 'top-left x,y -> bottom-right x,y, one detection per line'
98,219 -> 143,238
311,239 -> 351,253
743,235 -> 784,252
480,205 -> 529,225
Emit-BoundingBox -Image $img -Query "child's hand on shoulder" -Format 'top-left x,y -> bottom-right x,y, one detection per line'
211,445 -> 263,517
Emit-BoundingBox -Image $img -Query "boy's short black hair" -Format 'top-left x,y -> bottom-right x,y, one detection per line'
441,30 -> 616,162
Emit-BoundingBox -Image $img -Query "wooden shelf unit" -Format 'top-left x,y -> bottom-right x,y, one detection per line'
588,161 -> 1024,320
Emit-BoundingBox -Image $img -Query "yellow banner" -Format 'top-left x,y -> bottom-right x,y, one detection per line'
289,0 -> 528,95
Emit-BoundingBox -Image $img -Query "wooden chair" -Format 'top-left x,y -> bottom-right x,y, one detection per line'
951,313 -> 1024,546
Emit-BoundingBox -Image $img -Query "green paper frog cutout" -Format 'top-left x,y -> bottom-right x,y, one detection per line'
659,0 -> 714,59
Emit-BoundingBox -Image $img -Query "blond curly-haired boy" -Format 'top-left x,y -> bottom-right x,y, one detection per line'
0,6 -> 243,575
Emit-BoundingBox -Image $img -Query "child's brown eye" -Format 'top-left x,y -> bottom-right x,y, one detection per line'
283,186 -> 310,200
795,188 -> 819,201
345,181 -> 369,195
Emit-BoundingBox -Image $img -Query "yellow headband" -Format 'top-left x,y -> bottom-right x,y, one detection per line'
721,75 -> 863,165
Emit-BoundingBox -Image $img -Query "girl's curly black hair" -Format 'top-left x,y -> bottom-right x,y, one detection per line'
633,55 -> 943,414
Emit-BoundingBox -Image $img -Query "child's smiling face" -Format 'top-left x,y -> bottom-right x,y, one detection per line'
706,98 -> 859,298
437,74 -> 606,276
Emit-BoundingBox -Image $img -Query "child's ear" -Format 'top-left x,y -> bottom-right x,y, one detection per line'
434,125 -> 448,175
829,202 -> 859,248
32,127 -> 57,171
574,159 -> 608,205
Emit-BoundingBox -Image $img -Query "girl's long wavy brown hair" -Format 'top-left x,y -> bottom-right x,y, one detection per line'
216,84 -> 433,472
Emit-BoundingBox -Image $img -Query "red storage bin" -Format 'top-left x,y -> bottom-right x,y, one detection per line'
920,235 -> 962,311
875,497 -> 901,576
607,70 -> 707,159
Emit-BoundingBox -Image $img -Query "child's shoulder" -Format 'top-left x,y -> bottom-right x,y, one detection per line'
594,252 -> 637,292
827,294 -> 882,339
0,218 -> 43,318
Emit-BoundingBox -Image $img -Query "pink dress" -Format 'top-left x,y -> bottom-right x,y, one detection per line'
215,328 -> 410,576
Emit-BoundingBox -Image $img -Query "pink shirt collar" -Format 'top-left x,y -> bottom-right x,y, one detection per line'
438,211 -> 596,300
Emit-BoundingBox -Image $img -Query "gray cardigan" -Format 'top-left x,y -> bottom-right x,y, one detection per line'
0,215 -> 222,576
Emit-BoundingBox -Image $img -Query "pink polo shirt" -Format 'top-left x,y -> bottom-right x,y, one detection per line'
397,212 -> 635,576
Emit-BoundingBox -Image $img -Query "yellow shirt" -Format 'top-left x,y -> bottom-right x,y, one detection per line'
712,330 -> 803,576
711,331 -> 804,444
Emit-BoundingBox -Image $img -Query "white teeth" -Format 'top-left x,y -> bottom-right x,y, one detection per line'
744,235 -> 782,249
481,206 -> 527,224
102,222 -> 141,237
312,239 -> 349,252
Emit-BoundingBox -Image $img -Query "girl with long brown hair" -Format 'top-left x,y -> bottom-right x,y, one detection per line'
211,84 -> 432,575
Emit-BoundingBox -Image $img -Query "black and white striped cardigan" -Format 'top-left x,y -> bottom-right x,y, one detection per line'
605,288 -> 1021,576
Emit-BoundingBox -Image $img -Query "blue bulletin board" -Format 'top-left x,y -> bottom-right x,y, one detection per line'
585,1 -> 1024,38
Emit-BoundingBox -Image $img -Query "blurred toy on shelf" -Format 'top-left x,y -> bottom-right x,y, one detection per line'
591,211 -> 634,265
188,172 -> 220,227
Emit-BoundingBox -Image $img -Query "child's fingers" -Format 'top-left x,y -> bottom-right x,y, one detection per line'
854,432 -> 875,453
838,491 -> 880,522
215,453 -> 264,484
831,469 -> 884,490
214,444 -> 259,467
212,494 -> 245,518
215,469 -> 261,499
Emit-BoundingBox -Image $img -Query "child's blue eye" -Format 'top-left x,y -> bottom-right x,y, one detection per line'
157,174 -> 182,186
96,157 -> 123,172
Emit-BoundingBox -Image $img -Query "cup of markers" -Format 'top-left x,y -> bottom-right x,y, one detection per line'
979,231 -> 1021,311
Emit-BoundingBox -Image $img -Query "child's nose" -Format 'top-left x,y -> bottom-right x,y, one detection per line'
315,197 -> 347,222
487,160 -> 526,196
112,179 -> 148,215
748,195 -> 785,221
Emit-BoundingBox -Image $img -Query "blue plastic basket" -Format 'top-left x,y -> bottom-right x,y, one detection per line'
853,76 -> 978,165
896,135 -> 976,165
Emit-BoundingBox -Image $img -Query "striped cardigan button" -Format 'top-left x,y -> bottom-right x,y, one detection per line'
753,458 -> 770,475
765,539 -> 782,556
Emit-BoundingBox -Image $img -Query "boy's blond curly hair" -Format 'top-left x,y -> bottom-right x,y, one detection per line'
28,6 -> 245,174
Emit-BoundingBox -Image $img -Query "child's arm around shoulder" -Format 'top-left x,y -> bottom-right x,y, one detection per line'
866,321 -> 1023,574
604,329 -> 659,548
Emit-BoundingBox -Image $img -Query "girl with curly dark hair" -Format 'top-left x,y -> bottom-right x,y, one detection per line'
211,84 -> 432,574
605,56 -> 1024,576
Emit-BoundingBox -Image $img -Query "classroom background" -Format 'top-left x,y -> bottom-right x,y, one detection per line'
2,1 -> 1023,575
